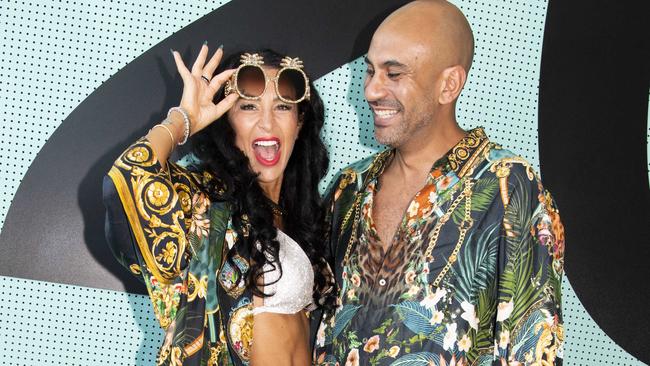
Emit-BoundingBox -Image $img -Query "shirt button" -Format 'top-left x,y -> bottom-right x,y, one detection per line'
379,278 -> 386,286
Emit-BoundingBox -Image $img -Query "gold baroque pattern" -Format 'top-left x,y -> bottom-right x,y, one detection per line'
447,127 -> 490,177
110,137 -> 237,365
228,303 -> 254,362
108,138 -> 201,284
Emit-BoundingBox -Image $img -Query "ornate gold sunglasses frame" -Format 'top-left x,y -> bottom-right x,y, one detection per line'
224,53 -> 311,104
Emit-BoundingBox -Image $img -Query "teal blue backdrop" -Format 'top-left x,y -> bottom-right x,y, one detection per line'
0,0 -> 647,365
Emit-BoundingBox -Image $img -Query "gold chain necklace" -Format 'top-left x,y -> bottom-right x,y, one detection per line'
340,151 -> 392,266
265,198 -> 285,217
341,177 -> 476,289
427,179 -> 475,287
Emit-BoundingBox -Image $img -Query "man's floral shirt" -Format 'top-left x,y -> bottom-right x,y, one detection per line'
315,128 -> 565,366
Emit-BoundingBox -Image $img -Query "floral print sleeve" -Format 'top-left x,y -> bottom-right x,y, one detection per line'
481,166 -> 565,365
105,137 -> 245,365
103,137 -> 213,328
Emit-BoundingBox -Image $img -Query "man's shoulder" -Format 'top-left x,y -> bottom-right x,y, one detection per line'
485,144 -> 528,165
332,150 -> 386,185
343,151 -> 384,175
482,144 -> 540,181
479,144 -> 550,205
324,150 -> 388,204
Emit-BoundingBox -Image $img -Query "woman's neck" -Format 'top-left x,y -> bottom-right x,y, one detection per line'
259,179 -> 282,204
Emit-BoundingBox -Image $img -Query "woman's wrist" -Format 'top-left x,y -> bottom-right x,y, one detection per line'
146,124 -> 174,169
166,109 -> 188,143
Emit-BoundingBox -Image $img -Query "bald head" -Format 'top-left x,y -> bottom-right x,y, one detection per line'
363,1 -> 475,147
376,0 -> 474,72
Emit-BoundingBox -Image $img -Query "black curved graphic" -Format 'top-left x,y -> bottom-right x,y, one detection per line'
2,0 -> 649,361
539,0 -> 649,362
0,0 -> 408,294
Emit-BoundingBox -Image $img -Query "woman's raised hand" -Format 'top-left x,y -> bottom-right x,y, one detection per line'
170,44 -> 238,137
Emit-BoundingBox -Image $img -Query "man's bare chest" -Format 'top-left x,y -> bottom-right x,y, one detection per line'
373,178 -> 425,247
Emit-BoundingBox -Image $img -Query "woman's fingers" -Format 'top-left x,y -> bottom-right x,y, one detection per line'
204,93 -> 239,126
201,68 -> 235,103
209,68 -> 236,91
171,44 -> 238,133
191,43 -> 209,76
171,50 -> 191,81
203,46 -> 224,79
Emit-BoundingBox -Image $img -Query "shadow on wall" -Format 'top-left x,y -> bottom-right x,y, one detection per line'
77,124 -> 150,295
76,54 -> 190,296
347,13 -> 386,152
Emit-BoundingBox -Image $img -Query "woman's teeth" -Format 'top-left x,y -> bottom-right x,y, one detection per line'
254,140 -> 279,147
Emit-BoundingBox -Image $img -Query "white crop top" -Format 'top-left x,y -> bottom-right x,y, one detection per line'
252,229 -> 314,315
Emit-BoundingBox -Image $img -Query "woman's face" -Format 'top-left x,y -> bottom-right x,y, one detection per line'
227,67 -> 301,199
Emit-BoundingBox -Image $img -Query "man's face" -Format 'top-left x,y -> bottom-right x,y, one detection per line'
364,29 -> 440,147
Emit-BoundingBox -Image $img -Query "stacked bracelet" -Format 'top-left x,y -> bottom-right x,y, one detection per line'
167,106 -> 191,145
151,124 -> 176,146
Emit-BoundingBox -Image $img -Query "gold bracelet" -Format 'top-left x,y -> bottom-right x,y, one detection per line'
151,123 -> 176,146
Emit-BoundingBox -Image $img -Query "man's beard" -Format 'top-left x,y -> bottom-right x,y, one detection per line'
375,105 -> 432,147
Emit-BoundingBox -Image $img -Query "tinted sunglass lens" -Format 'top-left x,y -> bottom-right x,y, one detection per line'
277,68 -> 306,102
236,66 -> 266,98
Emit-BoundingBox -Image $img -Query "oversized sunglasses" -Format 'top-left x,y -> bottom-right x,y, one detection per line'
224,53 -> 311,104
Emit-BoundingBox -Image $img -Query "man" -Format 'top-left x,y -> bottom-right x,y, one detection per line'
314,1 -> 565,365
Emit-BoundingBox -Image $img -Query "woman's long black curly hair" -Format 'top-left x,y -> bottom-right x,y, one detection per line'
191,49 -> 335,310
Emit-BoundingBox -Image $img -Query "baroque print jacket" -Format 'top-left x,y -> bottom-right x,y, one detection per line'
315,128 -> 565,366
103,137 -> 256,366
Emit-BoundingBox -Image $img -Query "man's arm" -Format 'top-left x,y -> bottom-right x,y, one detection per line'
489,168 -> 565,365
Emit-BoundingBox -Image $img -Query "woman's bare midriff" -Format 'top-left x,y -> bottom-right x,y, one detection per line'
251,310 -> 311,365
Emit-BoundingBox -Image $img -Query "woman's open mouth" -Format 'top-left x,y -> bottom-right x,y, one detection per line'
252,137 -> 281,166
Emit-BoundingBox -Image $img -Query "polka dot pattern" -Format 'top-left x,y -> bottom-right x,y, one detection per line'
0,0 -> 228,228
0,0 -> 646,364
0,275 -> 163,365
563,276 -> 645,365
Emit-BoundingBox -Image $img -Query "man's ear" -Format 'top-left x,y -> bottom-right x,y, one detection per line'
438,65 -> 468,105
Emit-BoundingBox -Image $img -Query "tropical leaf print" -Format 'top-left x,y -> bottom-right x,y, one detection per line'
503,173 -> 534,256
547,262 -> 562,306
452,177 -> 499,225
170,306 -> 192,343
389,352 -> 439,366
373,317 -> 394,334
476,286 -> 496,331
510,308 -> 545,360
499,251 -> 543,324
451,224 -> 499,304
333,305 -> 362,339
467,287 -> 496,361
500,173 -> 544,323
474,353 -> 497,366
314,140 -> 564,366
391,301 -> 434,336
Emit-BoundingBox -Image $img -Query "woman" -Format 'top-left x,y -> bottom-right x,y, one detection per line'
103,45 -> 334,365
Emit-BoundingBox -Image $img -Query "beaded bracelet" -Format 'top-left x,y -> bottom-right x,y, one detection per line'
167,106 -> 190,145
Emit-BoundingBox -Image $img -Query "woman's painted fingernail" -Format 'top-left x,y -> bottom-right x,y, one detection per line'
170,48 -> 175,54
203,40 -> 208,46
218,44 -> 224,50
